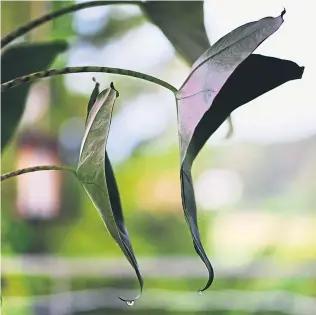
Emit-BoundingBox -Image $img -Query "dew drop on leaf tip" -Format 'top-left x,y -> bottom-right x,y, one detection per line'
198,290 -> 203,296
126,300 -> 135,306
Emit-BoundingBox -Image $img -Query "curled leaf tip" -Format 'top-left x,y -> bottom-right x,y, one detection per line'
92,77 -> 100,88
281,8 -> 286,18
198,272 -> 214,293
192,241 -> 214,292
118,294 -> 139,306
110,82 -> 119,97
117,272 -> 142,305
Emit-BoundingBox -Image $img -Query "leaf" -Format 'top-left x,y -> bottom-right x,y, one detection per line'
77,83 -> 143,303
86,78 -> 100,120
175,10 -> 304,292
1,41 -> 68,151
187,54 -> 305,161
140,0 -> 210,64
140,1 -> 235,138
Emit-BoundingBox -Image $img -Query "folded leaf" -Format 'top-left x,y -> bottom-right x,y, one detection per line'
1,41 -> 68,151
186,54 -> 305,162
77,83 -> 142,303
176,9 -> 304,292
177,10 -> 287,161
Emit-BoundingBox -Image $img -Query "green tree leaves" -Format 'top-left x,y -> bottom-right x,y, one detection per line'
77,83 -> 142,303
141,1 -> 209,64
1,41 -> 68,150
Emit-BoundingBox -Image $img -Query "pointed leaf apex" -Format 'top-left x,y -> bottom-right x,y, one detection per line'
110,82 -> 119,97
281,8 -> 286,18
92,76 -> 99,84
92,77 -> 100,88
299,66 -> 305,78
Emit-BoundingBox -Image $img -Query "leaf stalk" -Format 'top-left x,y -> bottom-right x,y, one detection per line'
1,1 -> 140,48
1,66 -> 178,93
1,165 -> 77,182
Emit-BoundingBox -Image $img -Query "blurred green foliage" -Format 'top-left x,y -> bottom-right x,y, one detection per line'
1,41 -> 68,149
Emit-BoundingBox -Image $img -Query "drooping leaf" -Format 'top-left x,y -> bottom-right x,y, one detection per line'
175,10 -> 304,292
1,41 -> 68,151
140,0 -> 209,64
77,83 -> 142,303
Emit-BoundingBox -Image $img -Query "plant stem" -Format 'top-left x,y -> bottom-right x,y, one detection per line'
1,1 -> 139,48
225,115 -> 234,139
1,66 -> 178,94
1,165 -> 77,182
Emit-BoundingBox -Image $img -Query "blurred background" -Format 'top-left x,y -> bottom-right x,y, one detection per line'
1,1 -> 316,315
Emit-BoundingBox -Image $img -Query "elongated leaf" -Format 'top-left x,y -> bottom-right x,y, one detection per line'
1,41 -> 68,151
175,10 -> 304,292
77,83 -> 142,303
140,1 -> 209,64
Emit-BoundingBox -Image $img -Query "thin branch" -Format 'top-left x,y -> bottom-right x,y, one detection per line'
1,165 -> 77,182
0,66 -> 178,93
1,1 -> 139,48
225,115 -> 234,139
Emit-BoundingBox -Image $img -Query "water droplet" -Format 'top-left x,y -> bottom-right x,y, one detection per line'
198,290 -> 203,296
126,300 -> 134,307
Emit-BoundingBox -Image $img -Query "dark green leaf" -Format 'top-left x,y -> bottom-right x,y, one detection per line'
1,41 -> 68,150
77,83 -> 142,303
176,10 -> 304,292
140,1 -> 209,64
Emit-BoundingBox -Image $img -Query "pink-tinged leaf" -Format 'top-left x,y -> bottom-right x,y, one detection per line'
177,10 -> 286,162
175,9 -> 305,293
